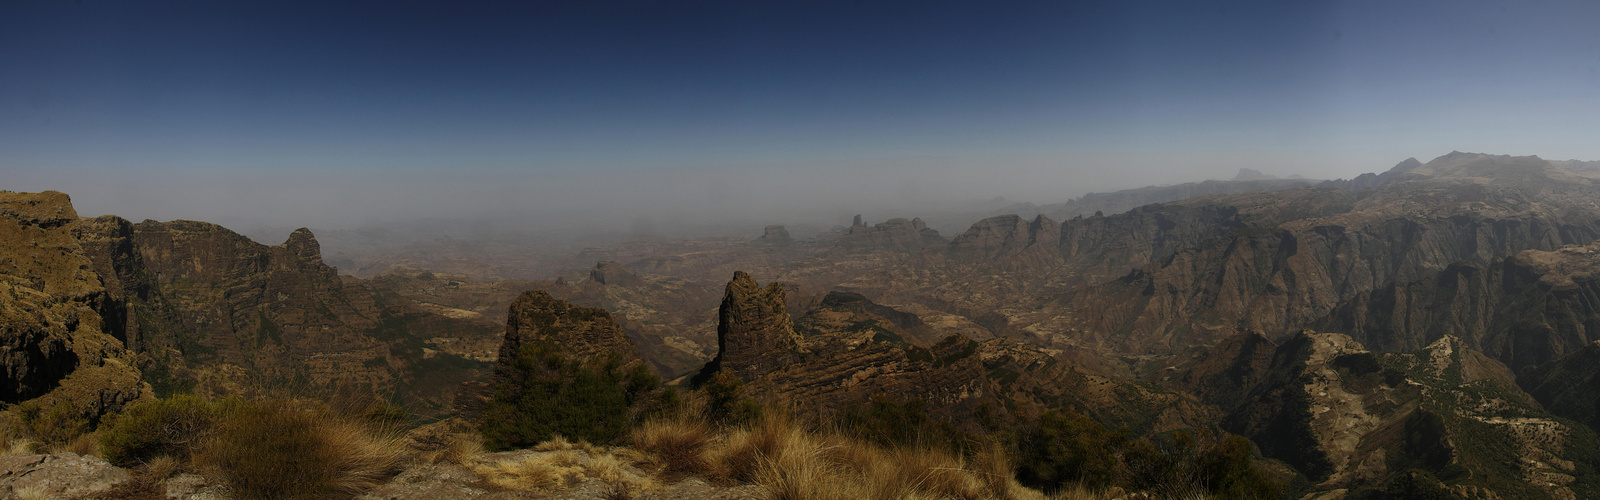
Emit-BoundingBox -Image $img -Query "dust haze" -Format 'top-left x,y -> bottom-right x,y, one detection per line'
8,148 -> 1476,261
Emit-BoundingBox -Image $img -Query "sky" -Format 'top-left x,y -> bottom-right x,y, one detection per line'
5,0 -> 1600,239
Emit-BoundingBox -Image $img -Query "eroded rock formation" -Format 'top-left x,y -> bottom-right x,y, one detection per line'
0,191 -> 146,427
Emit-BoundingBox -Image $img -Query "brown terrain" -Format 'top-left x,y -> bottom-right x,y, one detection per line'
7,152 -> 1600,497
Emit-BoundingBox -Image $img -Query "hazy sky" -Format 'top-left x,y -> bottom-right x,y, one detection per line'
5,0 -> 1600,236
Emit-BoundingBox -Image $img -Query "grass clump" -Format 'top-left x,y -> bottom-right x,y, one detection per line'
97,395 -> 407,499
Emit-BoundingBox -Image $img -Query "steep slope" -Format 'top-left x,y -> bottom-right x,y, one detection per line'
1519,340 -> 1600,435
1029,153 -> 1600,358
1318,239 -> 1600,372
0,192 -> 146,432
1174,330 -> 1598,498
74,216 -> 500,417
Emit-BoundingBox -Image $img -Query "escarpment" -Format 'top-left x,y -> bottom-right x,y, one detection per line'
1318,239 -> 1600,372
0,191 -> 145,427
1175,330 -> 1589,498
73,215 -> 500,417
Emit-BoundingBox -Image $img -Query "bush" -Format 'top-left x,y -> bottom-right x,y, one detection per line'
480,343 -> 661,450
1016,410 -> 1127,491
100,396 -> 405,498
1123,431 -> 1280,499
100,395 -> 229,467
702,371 -> 761,427
831,394 -> 969,452
15,400 -> 94,449
197,404 -> 332,497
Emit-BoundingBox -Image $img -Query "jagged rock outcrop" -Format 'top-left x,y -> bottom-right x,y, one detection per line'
0,191 -> 146,427
835,217 -> 945,252
495,290 -> 642,379
693,273 -> 1213,434
73,215 -> 500,417
694,272 -> 803,383
1174,330 -> 1593,498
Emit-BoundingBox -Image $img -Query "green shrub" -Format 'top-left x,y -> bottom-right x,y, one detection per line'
832,394 -> 968,452
100,395 -> 227,467
101,396 -> 405,498
1016,410 -> 1127,491
16,400 -> 93,448
702,371 -> 761,427
480,343 -> 659,450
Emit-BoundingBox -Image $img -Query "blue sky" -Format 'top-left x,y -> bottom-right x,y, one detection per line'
5,0 -> 1600,234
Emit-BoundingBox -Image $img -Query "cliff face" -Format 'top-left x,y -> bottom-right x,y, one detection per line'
694,271 -> 804,383
0,192 -> 146,427
1175,330 -> 1592,498
1033,153 -> 1600,357
73,216 -> 499,417
1520,341 -> 1600,433
1315,239 -> 1600,372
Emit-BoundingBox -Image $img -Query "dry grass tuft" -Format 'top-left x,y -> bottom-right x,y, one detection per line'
469,440 -> 657,495
1048,485 -> 1123,500
12,485 -> 50,500
315,416 -> 411,493
624,411 -> 1061,500
142,454 -> 182,481
629,417 -> 713,480
189,401 -> 409,499
4,438 -> 39,456
434,433 -> 483,465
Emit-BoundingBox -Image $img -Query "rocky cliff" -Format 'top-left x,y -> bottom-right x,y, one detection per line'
1030,153 -> 1600,358
73,216 -> 500,417
948,214 -> 1062,269
0,192 -> 146,433
1317,239 -> 1600,372
1518,339 -> 1600,435
693,271 -> 805,384
1174,330 -> 1594,498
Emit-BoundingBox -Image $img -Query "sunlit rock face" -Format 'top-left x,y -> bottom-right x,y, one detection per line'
0,191 -> 146,424
74,211 -> 502,417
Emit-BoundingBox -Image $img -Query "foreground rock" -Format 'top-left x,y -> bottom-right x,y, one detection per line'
0,453 -> 132,498
360,449 -> 765,500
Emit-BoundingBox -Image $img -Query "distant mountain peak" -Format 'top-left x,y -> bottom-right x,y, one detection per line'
1232,168 -> 1278,181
